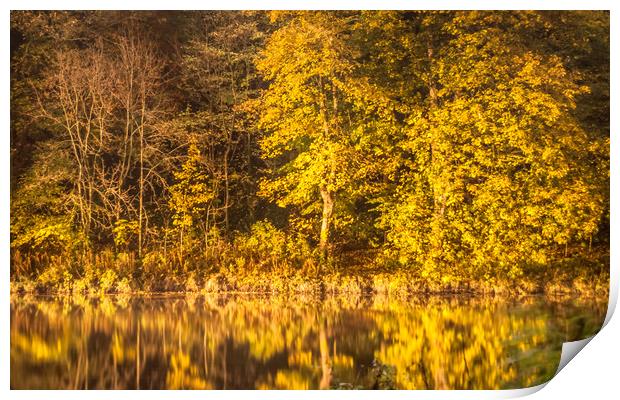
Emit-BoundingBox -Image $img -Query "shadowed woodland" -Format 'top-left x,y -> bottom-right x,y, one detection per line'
10,11 -> 609,296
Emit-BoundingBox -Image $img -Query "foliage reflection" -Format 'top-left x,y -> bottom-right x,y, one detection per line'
10,294 -> 605,389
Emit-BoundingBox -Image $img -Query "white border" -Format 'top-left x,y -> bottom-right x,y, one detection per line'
3,1 -> 617,399
2,0 -> 618,11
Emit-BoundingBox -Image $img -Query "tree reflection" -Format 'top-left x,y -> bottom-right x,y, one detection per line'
10,294 -> 606,389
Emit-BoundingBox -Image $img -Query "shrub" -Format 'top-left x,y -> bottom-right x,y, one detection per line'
113,219 -> 139,249
99,269 -> 118,293
12,222 -> 73,257
235,221 -> 287,269
185,273 -> 200,292
142,251 -> 169,276
116,277 -> 133,294
36,265 -> 64,291
72,276 -> 90,294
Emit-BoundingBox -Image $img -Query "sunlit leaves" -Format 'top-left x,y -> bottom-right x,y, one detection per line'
168,142 -> 216,230
371,11 -> 608,278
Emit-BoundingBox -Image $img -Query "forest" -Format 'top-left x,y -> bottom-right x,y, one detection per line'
10,11 -> 610,296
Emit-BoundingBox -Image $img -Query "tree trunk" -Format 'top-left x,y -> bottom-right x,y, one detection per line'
223,144 -> 230,233
179,226 -> 184,270
138,73 -> 147,260
138,126 -> 144,259
319,186 -> 334,260
204,208 -> 210,258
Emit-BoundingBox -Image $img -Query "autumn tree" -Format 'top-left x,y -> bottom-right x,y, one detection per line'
168,142 -> 216,267
178,11 -> 268,234
257,11 -> 367,260
27,15 -> 172,260
365,11 -> 608,280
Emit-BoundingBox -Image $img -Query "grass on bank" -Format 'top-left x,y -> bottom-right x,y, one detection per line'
10,247 -> 609,299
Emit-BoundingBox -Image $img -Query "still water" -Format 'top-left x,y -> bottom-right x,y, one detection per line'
10,294 -> 606,390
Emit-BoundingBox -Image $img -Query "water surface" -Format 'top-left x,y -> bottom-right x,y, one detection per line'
10,294 -> 606,389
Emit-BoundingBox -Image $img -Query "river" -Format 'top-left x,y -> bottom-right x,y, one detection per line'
10,293 -> 606,389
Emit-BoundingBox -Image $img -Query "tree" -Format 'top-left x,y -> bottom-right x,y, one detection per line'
368,11 -> 608,280
168,142 -> 216,267
30,18 -> 171,258
257,11 -> 364,260
178,11 -> 268,234
10,141 -> 77,275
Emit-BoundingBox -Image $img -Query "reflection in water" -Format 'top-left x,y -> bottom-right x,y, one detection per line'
10,294 -> 605,389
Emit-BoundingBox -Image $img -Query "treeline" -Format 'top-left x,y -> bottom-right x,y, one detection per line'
10,11 -> 609,294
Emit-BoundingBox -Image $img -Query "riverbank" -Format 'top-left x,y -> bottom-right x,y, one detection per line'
10,251 -> 609,300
